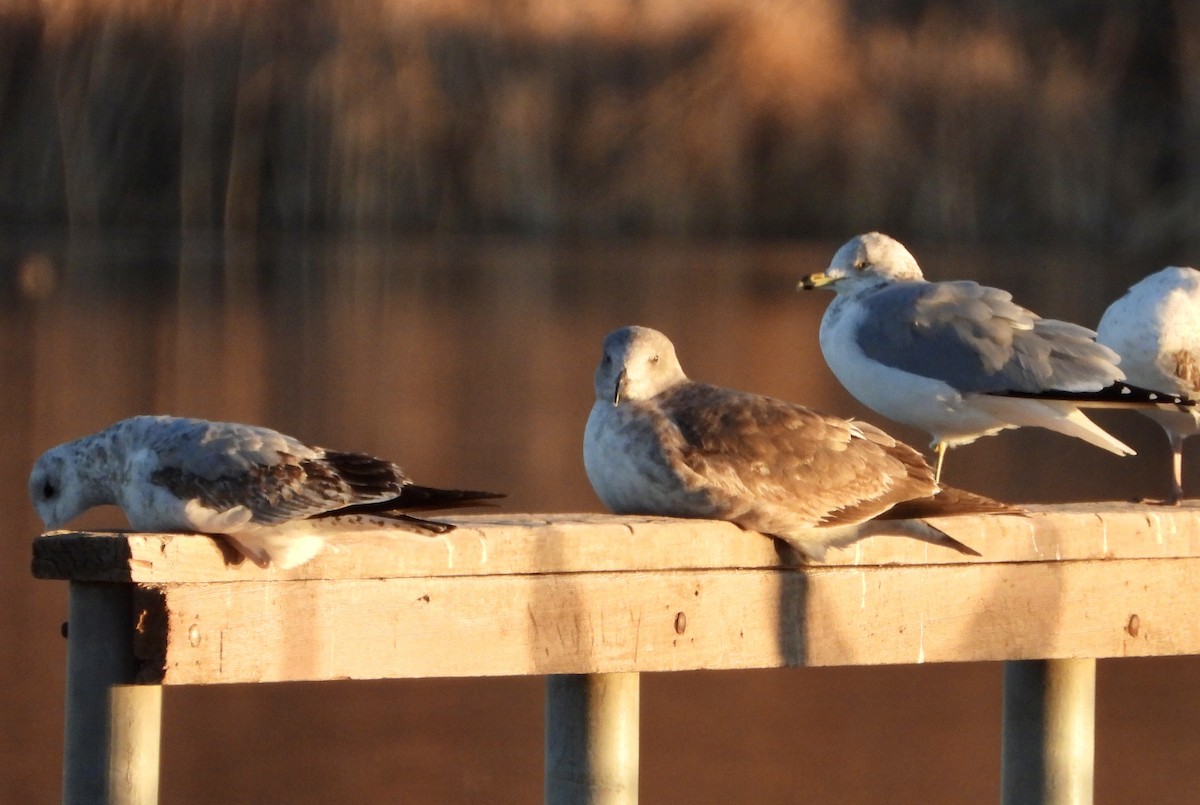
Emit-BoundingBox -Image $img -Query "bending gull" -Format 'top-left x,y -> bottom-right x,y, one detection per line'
799,233 -> 1188,482
29,415 -> 503,569
583,325 -> 1019,561
1097,266 -> 1200,503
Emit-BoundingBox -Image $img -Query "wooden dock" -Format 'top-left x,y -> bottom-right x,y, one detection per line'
32,503 -> 1200,804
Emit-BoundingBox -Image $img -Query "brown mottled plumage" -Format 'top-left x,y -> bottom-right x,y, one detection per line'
583,326 -> 1017,560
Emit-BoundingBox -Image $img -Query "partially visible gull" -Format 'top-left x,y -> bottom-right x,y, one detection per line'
29,415 -> 503,568
799,232 -> 1189,482
582,325 -> 1018,561
1097,266 -> 1200,503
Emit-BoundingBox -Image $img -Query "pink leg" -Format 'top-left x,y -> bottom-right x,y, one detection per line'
221,533 -> 271,568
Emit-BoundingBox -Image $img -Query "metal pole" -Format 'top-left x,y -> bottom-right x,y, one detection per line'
63,582 -> 163,805
1001,658 -> 1096,805
545,673 -> 640,805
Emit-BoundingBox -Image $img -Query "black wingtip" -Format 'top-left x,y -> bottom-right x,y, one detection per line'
323,485 -> 505,519
992,382 -> 1194,409
393,485 -> 506,511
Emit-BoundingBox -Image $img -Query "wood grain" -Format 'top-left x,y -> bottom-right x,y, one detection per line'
30,502 -> 1200,583
33,504 -> 1200,684
124,556 -> 1200,684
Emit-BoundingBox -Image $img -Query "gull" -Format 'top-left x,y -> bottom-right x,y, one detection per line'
798,232 -> 1187,482
29,415 -> 503,569
1097,266 -> 1200,503
583,325 -> 1019,561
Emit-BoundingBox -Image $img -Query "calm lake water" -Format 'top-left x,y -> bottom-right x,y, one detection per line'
5,233 -> 1199,803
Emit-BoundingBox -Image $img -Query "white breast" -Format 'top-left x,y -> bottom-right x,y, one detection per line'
819,297 -> 1013,444
583,401 -> 700,515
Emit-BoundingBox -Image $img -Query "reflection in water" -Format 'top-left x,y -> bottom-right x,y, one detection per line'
4,235 -> 1199,803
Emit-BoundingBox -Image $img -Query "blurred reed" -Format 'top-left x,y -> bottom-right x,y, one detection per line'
1,0 -> 1197,244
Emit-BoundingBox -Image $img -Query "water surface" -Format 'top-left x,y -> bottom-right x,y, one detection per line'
5,234 -> 1198,803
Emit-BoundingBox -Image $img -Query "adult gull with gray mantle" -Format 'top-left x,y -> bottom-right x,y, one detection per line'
29,415 -> 503,569
583,325 -> 1019,561
799,233 -> 1188,481
1097,266 -> 1200,503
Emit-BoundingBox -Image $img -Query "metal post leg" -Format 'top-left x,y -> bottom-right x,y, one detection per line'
1001,658 -> 1096,805
545,673 -> 639,805
63,582 -> 162,805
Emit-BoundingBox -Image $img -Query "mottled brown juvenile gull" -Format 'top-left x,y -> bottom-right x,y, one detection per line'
1097,267 -> 1200,503
583,325 -> 1018,561
799,232 -> 1190,482
29,415 -> 503,569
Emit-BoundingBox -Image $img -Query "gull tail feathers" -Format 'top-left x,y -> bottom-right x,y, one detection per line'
775,519 -> 983,563
882,486 -> 1024,521
320,452 -> 506,510
778,488 -> 1023,562
317,485 -> 505,519
886,520 -> 982,557
1037,405 -> 1135,456
969,395 -> 1135,456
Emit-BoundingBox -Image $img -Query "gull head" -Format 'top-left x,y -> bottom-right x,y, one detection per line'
799,232 -> 925,293
29,443 -> 103,531
595,326 -> 688,405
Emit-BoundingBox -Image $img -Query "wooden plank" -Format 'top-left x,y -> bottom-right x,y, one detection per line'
132,557 -> 1200,685
30,502 -> 1200,583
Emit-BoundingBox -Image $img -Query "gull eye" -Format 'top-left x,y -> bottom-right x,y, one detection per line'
650,354 -> 660,365
42,480 -> 56,499
853,260 -> 867,271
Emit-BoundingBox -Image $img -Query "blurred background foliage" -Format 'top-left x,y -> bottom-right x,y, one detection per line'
8,3 -> 1200,803
3,0 -> 1200,245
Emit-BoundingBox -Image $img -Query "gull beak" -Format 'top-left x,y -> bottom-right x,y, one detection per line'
798,272 -> 836,291
613,370 -> 626,406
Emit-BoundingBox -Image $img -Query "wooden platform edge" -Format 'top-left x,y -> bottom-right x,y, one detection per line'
30,503 -> 1200,583
120,555 -> 1200,685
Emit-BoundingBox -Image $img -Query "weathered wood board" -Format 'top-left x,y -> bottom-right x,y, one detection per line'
30,503 -> 1200,583
30,504 -> 1200,685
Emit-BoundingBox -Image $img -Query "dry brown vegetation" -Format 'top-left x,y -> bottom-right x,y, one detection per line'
2,0 -> 1199,243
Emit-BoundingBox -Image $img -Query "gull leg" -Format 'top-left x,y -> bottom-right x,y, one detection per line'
1170,432 -> 1185,505
933,442 -> 948,485
220,534 -> 272,568
1132,431 -> 1190,506
1139,431 -> 1187,505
